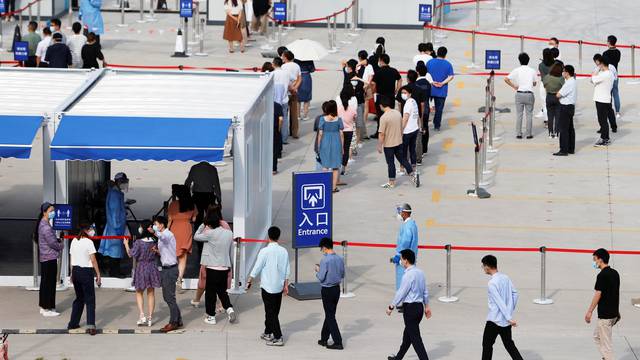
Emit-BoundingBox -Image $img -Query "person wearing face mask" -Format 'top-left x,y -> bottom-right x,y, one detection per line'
585,248 -> 620,360
49,18 -> 67,44
548,37 -> 560,60
67,224 -> 102,335
123,220 -> 161,327
149,216 -> 183,333
591,55 -> 616,147
480,255 -> 523,360
391,204 -> 419,301
99,172 -> 129,278
34,202 -> 64,317
385,249 -> 431,360
315,237 -> 345,350
371,54 -> 402,138
342,59 -> 366,147
398,86 -> 421,173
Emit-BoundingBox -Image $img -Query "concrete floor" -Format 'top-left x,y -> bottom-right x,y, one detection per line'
2,0 -> 640,358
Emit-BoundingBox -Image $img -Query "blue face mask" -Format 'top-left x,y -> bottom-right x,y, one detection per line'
48,212 -> 55,220
592,261 -> 599,269
152,225 -> 159,232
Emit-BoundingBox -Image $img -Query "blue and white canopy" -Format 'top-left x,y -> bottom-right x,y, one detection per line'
51,115 -> 232,162
0,115 -> 42,159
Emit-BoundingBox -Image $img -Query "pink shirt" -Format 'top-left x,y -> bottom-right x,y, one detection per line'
337,96 -> 357,132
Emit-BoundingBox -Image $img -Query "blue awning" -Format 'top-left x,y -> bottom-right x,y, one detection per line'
0,115 -> 42,159
51,115 -> 232,162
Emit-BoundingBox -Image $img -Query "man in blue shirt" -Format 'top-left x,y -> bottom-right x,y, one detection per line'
391,203 -> 419,295
315,237 -> 345,350
386,249 -> 431,360
427,47 -> 455,131
481,255 -> 523,360
247,226 -> 290,347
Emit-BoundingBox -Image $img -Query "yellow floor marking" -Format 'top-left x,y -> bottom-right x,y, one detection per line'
452,98 -> 461,107
459,66 -> 468,74
442,138 -> 454,151
448,118 -> 458,126
426,218 -> 436,227
426,220 -> 640,234
432,190 -> 441,203
456,82 -> 465,89
436,163 -> 447,175
464,50 -> 472,58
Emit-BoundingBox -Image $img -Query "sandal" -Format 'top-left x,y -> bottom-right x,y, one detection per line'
332,188 -> 340,193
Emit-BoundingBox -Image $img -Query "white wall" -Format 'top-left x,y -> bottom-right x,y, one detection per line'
207,0 -> 433,27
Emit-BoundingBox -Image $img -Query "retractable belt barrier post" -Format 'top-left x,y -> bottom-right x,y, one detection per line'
147,0 -> 157,22
28,4 -> 32,22
0,18 -> 3,51
137,0 -> 146,23
190,1 -> 198,45
505,0 -> 512,25
475,0 -> 480,29
435,1 -> 446,41
26,240 -> 40,291
350,0 -> 360,33
340,6 -> 351,45
285,0 -> 295,30
340,241 -> 355,298
629,45 -> 639,85
497,0 -> 506,30
519,35 -> 524,54
466,30 -> 479,68
194,17 -> 207,56
578,40 -> 583,71
332,14 -> 338,51
438,244 -> 459,303
36,0 -> 40,25
533,246 -> 553,305
228,238 -> 245,295
118,0 -> 127,27
488,72 -> 500,151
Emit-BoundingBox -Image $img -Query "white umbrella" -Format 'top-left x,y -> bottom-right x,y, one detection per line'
285,39 -> 329,61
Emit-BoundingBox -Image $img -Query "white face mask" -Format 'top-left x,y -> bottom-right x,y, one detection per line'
401,93 -> 409,101
396,213 -> 404,222
87,229 -> 96,237
138,226 -> 144,235
351,80 -> 358,87
119,182 -> 129,193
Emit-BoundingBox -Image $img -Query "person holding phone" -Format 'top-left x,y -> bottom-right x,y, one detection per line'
247,226 -> 290,347
67,224 -> 102,336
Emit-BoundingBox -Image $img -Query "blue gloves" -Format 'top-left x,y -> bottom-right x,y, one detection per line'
392,255 -> 400,264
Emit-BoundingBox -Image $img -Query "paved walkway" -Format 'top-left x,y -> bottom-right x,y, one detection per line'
2,0 -> 640,359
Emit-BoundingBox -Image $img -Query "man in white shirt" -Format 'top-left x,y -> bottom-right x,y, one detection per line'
554,65 -> 577,156
591,55 -> 616,147
281,50 -> 302,139
67,22 -> 87,69
412,43 -> 434,67
272,57 -> 291,144
505,53 -> 537,139
35,27 -> 53,67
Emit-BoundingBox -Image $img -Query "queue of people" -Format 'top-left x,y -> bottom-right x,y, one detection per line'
23,20 -> 106,69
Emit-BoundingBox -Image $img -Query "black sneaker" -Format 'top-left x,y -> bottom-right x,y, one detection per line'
516,135 -> 523,139
594,139 -> 609,147
526,135 -> 534,139
597,129 -> 602,134
326,343 -> 344,350
553,152 -> 568,156
612,128 -> 618,133
318,340 -> 328,347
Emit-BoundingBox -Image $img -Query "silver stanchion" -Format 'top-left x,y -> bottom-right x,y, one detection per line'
327,16 -> 336,53
466,30 -> 479,68
118,0 -> 127,27
194,18 -> 208,56
349,0 -> 360,34
479,113 -> 494,186
228,238 -> 246,295
26,241 -> 40,291
57,236 -> 69,291
497,0 -> 507,30
468,123 -> 491,198
19,12 -> 24,31
66,1 -> 73,29
189,1 -> 198,45
475,0 -> 480,29
277,22 -> 283,48
37,0 -> 41,26
261,17 -> 275,50
0,20 -> 4,53
533,246 -> 554,305
340,7 -> 351,44
183,17 -> 189,55
146,0 -> 157,21
578,40 -> 583,72
488,74 -> 500,150
332,14 -> 338,51
438,244 -> 459,302
629,45 -> 640,85
435,0 -> 446,40
29,4 -> 33,22
137,0 -> 146,23
285,1 -> 295,30
505,0 -> 513,25
340,241 -> 355,298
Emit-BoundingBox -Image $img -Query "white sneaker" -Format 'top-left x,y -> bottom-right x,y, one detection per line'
396,170 -> 405,176
266,338 -> 284,346
204,315 -> 217,325
348,158 -> 355,164
39,308 -> 46,315
43,310 -> 60,317
137,316 -> 147,326
190,300 -> 200,308
260,333 -> 274,341
227,307 -> 237,323
616,112 -> 621,119
357,143 -> 363,149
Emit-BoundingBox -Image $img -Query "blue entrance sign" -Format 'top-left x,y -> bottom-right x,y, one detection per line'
273,3 -> 287,22
292,171 -> 332,249
0,1 -> 5,13
419,4 -> 432,22
53,204 -> 74,230
485,50 -> 501,70
179,0 -> 192,18
14,41 -> 29,61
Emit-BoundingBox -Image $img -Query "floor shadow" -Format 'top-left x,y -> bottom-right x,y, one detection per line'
429,340 -> 455,359
281,312 -> 322,334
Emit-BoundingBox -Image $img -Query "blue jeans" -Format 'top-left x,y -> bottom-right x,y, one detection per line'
611,79 -> 620,113
281,102 -> 290,143
432,96 -> 446,129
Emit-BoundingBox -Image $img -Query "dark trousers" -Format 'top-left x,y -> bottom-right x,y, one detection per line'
394,302 -> 429,360
39,259 -> 58,310
342,131 -> 354,167
193,191 -> 218,255
273,129 -> 282,172
161,265 -> 182,325
481,321 -> 523,360
432,96 -> 446,129
421,112 -> 430,154
205,268 -> 232,316
402,130 -> 419,167
38,62 -> 49,68
595,101 -> 612,140
383,146 -> 413,180
4,0 -> 16,15
558,104 -> 575,153
262,289 -> 283,339
68,267 -> 96,329
546,93 -> 561,135
25,56 -> 37,67
320,285 -> 342,345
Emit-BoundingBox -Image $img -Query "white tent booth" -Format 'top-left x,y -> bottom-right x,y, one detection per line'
0,68 -> 102,286
4,68 -> 274,289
